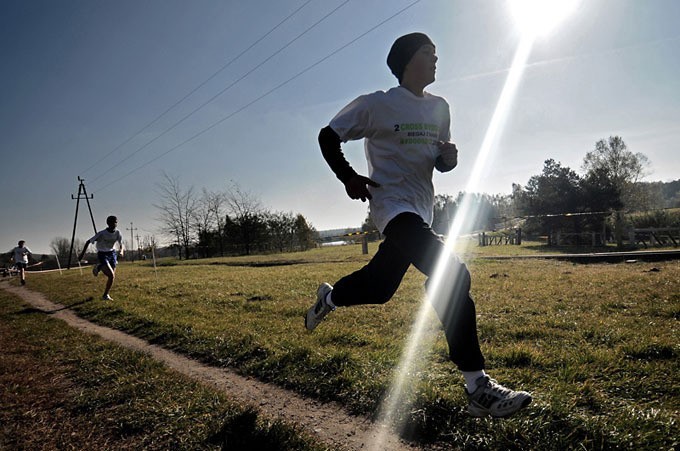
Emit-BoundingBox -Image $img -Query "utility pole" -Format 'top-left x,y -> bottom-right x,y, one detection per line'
68,177 -> 97,269
126,222 -> 138,262
135,233 -> 141,260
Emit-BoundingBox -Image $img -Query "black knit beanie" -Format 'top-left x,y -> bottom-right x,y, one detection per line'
387,32 -> 434,82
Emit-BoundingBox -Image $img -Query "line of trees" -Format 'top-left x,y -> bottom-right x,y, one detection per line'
155,173 -> 317,259
511,136 -> 678,242
118,136 -> 678,259
359,191 -> 514,237
423,136 -> 679,242
426,192 -> 513,235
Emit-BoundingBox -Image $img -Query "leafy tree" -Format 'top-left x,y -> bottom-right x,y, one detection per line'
628,209 -> 680,229
293,214 -> 317,251
432,193 -> 512,235
266,211 -> 296,253
432,194 -> 454,234
224,212 -> 267,255
361,208 -> 378,233
196,229 -> 219,258
579,166 -> 622,212
486,194 -> 515,224
582,136 -> 650,209
514,159 -> 583,235
660,179 -> 680,207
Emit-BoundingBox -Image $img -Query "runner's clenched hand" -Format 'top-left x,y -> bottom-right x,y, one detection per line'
344,174 -> 380,202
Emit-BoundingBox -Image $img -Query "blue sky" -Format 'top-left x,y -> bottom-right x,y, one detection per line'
2,0 -> 679,254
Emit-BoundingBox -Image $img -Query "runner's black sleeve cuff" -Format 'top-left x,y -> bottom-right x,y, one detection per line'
318,126 -> 357,184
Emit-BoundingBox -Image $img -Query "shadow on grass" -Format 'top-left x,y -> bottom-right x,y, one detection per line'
15,306 -> 45,315
210,261 -> 302,268
207,407 -> 317,451
16,297 -> 94,315
49,297 -> 95,312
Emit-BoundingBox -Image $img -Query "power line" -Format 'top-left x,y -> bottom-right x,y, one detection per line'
88,0 -> 351,187
80,0 -> 314,177
91,0 -> 424,193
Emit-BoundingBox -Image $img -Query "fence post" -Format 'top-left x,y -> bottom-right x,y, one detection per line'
361,235 -> 368,255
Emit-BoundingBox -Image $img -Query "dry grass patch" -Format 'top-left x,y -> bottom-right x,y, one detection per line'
0,290 -> 323,450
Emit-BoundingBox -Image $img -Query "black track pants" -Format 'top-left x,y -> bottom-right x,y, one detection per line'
331,212 -> 485,371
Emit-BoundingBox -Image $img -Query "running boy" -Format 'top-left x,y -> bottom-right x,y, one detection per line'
11,240 -> 32,285
305,33 -> 531,417
78,215 -> 124,300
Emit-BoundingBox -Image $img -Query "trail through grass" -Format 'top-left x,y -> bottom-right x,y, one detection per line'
0,289 -> 323,450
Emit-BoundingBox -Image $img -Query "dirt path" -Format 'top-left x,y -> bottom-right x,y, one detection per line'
1,282 -> 417,451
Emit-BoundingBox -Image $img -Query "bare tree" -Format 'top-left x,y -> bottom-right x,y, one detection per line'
194,189 -> 215,235
139,234 -> 158,255
51,236 -> 84,263
203,188 -> 229,256
154,172 -> 197,259
193,188 -> 216,257
225,183 -> 265,255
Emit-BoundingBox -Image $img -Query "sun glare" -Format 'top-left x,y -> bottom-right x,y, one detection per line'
369,35 -> 536,450
367,4 -> 581,449
509,0 -> 580,37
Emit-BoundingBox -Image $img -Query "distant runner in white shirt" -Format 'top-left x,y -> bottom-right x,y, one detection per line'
79,215 -> 124,301
10,240 -> 32,285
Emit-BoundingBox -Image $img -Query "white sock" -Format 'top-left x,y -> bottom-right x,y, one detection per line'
462,370 -> 486,393
325,290 -> 336,309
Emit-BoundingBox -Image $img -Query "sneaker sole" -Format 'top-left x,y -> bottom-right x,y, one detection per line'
305,303 -> 323,330
305,283 -> 332,331
468,395 -> 532,418
304,314 -> 313,330
304,304 -> 318,331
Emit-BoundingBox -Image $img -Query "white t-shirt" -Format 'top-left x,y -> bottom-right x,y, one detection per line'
329,86 -> 451,233
12,246 -> 32,263
89,229 -> 123,252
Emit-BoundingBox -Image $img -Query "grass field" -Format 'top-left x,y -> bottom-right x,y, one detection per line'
7,241 -> 679,450
0,289 -> 322,450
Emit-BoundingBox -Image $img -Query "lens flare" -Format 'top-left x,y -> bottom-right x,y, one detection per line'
369,34 -> 535,449
368,4 -> 580,445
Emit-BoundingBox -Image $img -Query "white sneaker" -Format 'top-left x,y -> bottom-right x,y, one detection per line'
102,294 -> 113,301
305,283 -> 334,331
92,265 -> 100,277
466,376 -> 532,418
